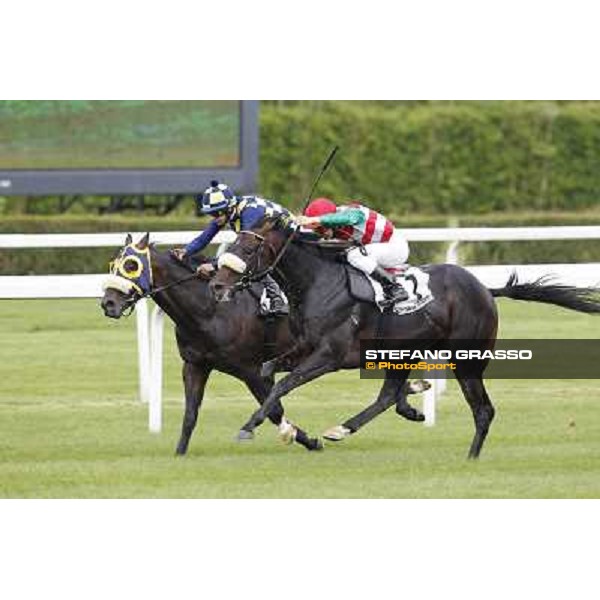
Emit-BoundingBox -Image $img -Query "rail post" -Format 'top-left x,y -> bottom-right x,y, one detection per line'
135,298 -> 151,404
423,379 -> 438,427
149,306 -> 164,433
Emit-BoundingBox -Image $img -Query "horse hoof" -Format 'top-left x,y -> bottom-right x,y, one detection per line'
322,425 -> 352,442
310,438 -> 325,451
278,418 -> 297,445
236,430 -> 254,442
407,379 -> 431,394
396,405 -> 426,422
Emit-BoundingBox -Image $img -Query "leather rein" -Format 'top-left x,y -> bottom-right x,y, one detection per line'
233,225 -> 300,291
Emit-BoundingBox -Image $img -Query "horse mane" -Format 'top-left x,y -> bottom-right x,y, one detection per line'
167,252 -> 195,272
150,245 -> 212,274
252,212 -> 297,233
251,214 -> 352,264
293,237 -> 351,262
295,235 -> 354,250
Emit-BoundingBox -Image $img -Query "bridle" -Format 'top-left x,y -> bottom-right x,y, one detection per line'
105,246 -> 201,317
117,272 -> 203,317
232,224 -> 300,292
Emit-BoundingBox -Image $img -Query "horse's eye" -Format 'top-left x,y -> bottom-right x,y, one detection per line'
123,259 -> 139,273
242,246 -> 253,256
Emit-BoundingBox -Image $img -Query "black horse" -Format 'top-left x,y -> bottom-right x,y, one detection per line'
210,217 -> 600,458
100,233 -> 323,453
100,234 -> 426,454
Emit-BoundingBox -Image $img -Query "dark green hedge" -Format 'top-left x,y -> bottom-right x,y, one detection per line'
1,213 -> 599,274
259,101 -> 600,214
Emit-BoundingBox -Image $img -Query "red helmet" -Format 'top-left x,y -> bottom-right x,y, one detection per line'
304,198 -> 337,217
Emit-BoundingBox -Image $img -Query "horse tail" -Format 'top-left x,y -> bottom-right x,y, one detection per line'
488,271 -> 600,314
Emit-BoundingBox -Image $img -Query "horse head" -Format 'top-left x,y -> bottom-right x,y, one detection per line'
210,215 -> 292,302
101,232 -> 153,318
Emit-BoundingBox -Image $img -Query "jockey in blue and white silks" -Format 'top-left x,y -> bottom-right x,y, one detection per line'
172,181 -> 290,315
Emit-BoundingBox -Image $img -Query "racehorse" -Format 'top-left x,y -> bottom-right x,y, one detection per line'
210,216 -> 600,458
100,233 -> 322,453
100,233 -> 426,454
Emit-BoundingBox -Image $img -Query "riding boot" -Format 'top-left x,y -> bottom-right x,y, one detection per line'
263,275 -> 289,316
370,266 -> 409,305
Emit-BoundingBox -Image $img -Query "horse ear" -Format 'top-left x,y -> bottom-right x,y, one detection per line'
125,233 -> 133,245
137,232 -> 150,250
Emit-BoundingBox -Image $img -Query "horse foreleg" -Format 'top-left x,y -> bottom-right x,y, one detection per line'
176,362 -> 211,456
244,375 -> 323,451
323,374 -> 409,441
238,348 -> 337,439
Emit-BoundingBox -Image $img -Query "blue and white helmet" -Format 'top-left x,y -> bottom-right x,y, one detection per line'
199,180 -> 236,214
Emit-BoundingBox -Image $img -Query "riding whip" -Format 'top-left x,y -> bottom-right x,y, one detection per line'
237,146 -> 341,288
301,145 -> 339,213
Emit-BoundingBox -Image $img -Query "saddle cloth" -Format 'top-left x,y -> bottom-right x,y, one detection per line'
258,287 -> 289,315
347,265 -> 434,315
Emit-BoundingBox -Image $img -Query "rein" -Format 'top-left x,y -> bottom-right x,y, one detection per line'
117,272 -> 201,318
146,272 -> 200,296
235,224 -> 300,290
118,272 -> 201,318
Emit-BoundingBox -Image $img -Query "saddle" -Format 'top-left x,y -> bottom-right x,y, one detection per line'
346,264 -> 434,315
346,265 -> 398,304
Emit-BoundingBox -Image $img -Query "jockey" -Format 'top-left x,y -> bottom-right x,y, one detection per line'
298,198 -> 409,305
171,180 -> 289,316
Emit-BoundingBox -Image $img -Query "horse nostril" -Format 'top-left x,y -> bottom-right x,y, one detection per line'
101,298 -> 116,314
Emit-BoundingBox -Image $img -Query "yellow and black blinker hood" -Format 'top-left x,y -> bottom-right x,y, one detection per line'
103,244 -> 153,296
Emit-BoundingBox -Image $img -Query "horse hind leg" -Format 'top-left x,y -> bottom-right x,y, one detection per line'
395,380 -> 426,422
324,374 -> 408,441
326,376 -> 425,441
456,374 -> 496,459
406,379 -> 431,394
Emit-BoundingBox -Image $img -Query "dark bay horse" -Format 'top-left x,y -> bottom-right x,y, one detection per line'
210,217 -> 600,458
100,233 -> 323,453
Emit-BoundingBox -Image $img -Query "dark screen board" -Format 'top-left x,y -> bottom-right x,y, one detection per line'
0,100 -> 258,195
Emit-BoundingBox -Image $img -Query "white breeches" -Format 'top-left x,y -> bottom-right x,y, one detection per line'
346,230 -> 409,274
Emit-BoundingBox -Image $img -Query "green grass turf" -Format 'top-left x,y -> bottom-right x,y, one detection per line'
0,297 -> 599,498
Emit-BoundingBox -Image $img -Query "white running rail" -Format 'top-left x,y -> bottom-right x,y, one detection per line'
2,226 -> 600,248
